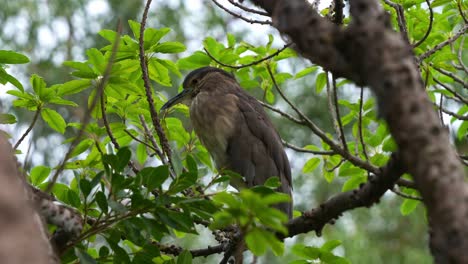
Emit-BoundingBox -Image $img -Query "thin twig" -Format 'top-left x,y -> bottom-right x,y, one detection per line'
438,95 -> 444,126
397,178 -> 417,189
46,21 -> 122,193
412,0 -> 433,47
227,0 -> 269,16
433,77 -> 468,105
100,95 -> 120,150
431,65 -> 468,89
456,36 -> 468,74
332,77 -> 347,151
382,0 -> 410,45
358,87 -> 369,163
282,140 -> 335,155
138,115 -> 174,179
123,129 -> 159,153
265,64 -> 380,175
433,102 -> 468,120
418,23 -> 468,63
258,101 -> 304,124
14,106 -> 41,150
100,91 -> 139,173
325,72 -> 341,144
326,158 -> 345,172
139,0 -> 176,176
204,43 -> 292,69
457,0 -> 468,24
391,188 -> 423,201
211,0 -> 272,25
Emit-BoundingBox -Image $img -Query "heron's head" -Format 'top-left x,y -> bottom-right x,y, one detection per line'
160,67 -> 235,112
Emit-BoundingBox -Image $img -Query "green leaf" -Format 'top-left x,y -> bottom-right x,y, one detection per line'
0,113 -> 16,124
212,191 -> 241,208
152,42 -> 186,53
128,20 -> 141,39
138,165 -> 169,190
57,79 -> 92,96
291,244 -> 320,259
177,51 -> 211,69
246,228 -> 284,256
74,248 -> 97,264
0,50 -> 29,64
315,72 -> 327,93
168,171 -> 197,194
96,191 -> 109,213
136,143 -> 148,164
342,174 -> 366,192
41,108 -> 66,134
302,158 -> 320,173
116,147 -> 131,172
31,74 -> 46,97
157,59 -> 182,77
98,29 -> 117,43
177,250 -> 192,264
295,66 -> 318,79
67,189 -> 81,208
148,59 -> 171,86
30,166 -> 51,185
457,120 -> 467,141
264,176 -> 281,188
288,260 -> 310,264
48,97 -> 78,107
324,169 -> 335,183
156,208 -> 197,233
63,61 -> 98,79
321,240 -> 342,252
0,68 -> 24,91
185,155 -> 197,178
86,48 -> 106,74
79,178 -> 92,197
227,33 -> 236,47
70,139 -> 93,158
144,28 -> 171,48
245,228 -> 268,256
400,199 -> 419,216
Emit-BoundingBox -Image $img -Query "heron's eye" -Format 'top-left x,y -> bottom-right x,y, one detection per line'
192,79 -> 199,86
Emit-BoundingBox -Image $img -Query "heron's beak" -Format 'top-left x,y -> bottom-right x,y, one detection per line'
160,88 -> 192,112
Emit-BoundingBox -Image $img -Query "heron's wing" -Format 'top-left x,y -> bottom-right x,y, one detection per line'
226,89 -> 292,191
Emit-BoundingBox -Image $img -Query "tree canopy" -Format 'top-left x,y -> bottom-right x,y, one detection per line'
0,0 -> 466,263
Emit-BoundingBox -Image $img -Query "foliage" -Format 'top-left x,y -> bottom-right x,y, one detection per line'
0,0 -> 466,263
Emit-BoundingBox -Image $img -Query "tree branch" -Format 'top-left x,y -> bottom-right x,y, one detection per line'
284,153 -> 404,238
417,23 -> 468,63
249,0 -> 468,262
211,0 -> 272,25
204,43 -> 292,69
139,0 -> 176,177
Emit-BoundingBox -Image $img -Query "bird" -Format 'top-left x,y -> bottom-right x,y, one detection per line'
161,66 -> 292,219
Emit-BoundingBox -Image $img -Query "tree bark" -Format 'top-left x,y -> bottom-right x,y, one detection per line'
249,0 -> 468,262
0,135 -> 56,264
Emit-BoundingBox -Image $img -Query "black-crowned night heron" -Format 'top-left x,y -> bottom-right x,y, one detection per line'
161,67 -> 292,218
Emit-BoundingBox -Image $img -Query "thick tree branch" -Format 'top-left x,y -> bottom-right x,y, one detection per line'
0,135 -> 56,263
249,0 -> 468,262
285,153 -> 404,238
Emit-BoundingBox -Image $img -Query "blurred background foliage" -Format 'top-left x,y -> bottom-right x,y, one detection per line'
1,0 -> 466,263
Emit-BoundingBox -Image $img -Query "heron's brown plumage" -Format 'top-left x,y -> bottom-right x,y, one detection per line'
164,67 -> 292,218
